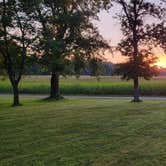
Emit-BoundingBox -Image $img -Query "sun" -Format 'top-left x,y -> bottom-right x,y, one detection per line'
156,61 -> 166,68
152,48 -> 166,68
155,55 -> 166,68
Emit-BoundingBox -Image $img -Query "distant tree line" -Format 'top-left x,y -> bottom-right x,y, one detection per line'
25,60 -> 166,76
0,0 -> 165,106
25,60 -> 115,76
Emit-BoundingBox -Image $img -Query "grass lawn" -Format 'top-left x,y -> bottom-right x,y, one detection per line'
1,76 -> 166,96
0,98 -> 166,166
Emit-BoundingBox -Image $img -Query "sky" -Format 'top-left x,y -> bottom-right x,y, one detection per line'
95,3 -> 166,67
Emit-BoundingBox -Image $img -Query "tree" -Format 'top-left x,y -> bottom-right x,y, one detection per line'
0,0 -> 36,106
147,22 -> 166,53
0,51 -> 5,75
34,0 -> 110,99
146,0 -> 166,53
114,0 -> 164,102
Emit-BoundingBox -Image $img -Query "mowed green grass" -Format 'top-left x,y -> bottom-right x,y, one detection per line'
0,98 -> 166,165
1,76 -> 166,95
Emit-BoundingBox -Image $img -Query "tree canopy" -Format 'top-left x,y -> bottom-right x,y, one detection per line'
114,0 -> 165,101
33,0 -> 111,99
0,0 -> 37,105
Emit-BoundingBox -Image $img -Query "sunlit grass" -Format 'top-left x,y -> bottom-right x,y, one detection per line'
1,76 -> 166,96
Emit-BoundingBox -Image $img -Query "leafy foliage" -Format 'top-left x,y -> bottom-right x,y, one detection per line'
0,0 -> 37,105
114,0 -> 164,80
34,0 -> 110,75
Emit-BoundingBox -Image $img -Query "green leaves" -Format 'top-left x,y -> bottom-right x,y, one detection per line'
36,0 -> 110,77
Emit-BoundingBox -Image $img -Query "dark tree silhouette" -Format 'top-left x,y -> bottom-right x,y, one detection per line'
146,0 -> 166,53
147,22 -> 166,53
114,0 -> 164,102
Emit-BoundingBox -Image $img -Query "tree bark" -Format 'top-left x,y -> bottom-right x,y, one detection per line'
133,77 -> 141,102
50,72 -> 61,99
12,82 -> 20,106
132,21 -> 141,102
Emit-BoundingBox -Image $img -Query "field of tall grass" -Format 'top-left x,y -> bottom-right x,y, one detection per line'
0,75 -> 166,96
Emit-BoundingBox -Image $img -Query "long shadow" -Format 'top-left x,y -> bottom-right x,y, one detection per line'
37,95 -> 66,103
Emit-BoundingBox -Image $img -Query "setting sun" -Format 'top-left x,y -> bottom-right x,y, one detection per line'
155,52 -> 166,68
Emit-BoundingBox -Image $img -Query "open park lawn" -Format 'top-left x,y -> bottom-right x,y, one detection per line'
0,98 -> 166,166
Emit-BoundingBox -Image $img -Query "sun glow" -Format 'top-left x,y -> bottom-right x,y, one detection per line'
105,48 -> 166,68
155,54 -> 166,68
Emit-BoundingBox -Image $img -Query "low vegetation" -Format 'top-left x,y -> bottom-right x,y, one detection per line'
0,98 -> 166,165
1,76 -> 166,96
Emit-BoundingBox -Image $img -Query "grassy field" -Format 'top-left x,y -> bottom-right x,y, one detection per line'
1,76 -> 166,96
0,98 -> 166,165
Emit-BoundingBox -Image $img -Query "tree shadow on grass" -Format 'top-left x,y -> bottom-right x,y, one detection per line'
38,95 -> 66,103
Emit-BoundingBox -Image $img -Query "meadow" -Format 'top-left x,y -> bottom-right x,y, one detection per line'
0,98 -> 166,165
1,76 -> 166,96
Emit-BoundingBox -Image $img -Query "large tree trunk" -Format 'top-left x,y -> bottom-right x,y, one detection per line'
50,72 -> 61,99
12,82 -> 20,106
132,25 -> 141,102
133,77 -> 141,102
